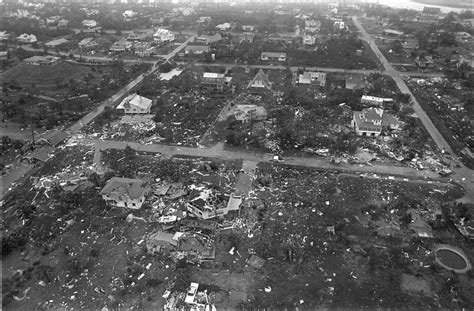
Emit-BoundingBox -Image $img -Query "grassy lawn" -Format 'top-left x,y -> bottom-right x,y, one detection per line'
0,62 -> 92,88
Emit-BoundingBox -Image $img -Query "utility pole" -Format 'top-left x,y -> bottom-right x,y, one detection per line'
31,126 -> 35,149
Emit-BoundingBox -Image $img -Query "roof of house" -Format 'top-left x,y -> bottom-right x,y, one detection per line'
383,29 -> 404,36
247,69 -> 272,90
148,231 -> 179,247
261,51 -> 287,58
353,108 -> 399,131
196,33 -> 222,43
423,6 -> 441,14
100,177 -> 147,199
78,37 -> 97,46
117,93 -> 152,110
41,130 -> 68,146
185,45 -> 210,53
24,55 -> 60,63
345,74 -> 367,89
24,146 -> 54,162
45,38 -> 69,47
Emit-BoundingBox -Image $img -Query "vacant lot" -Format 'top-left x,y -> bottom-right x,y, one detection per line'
0,62 -> 91,88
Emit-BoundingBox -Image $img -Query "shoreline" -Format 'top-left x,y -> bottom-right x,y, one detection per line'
410,0 -> 474,10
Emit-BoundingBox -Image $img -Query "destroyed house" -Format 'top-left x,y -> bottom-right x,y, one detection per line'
117,93 -> 152,114
179,235 -> 216,260
100,177 -> 148,209
147,231 -> 179,254
261,52 -> 286,62
233,105 -> 268,123
352,107 -> 399,137
109,40 -> 132,52
180,219 -> 218,231
247,69 -> 272,91
23,147 -> 54,163
186,188 -> 241,220
201,72 -> 231,91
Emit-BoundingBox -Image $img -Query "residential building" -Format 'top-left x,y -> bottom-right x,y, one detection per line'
351,107 -> 400,137
117,93 -> 152,114
422,6 -> 441,17
247,69 -> 272,90
78,37 -> 98,49
361,95 -> 393,106
17,33 -> 37,44
194,33 -> 222,45
216,22 -> 231,31
383,29 -> 404,37
298,71 -> 326,86
146,231 -> 179,253
153,28 -> 175,43
345,74 -> 368,90
184,45 -> 210,55
0,31 -> 10,41
100,177 -> 148,209
305,20 -> 321,33
45,38 -> 69,48
242,25 -> 255,32
46,15 -> 61,25
239,32 -> 255,43
186,187 -> 241,220
197,16 -> 211,24
58,19 -> 69,28
82,20 -> 98,28
134,42 -> 156,57
415,55 -> 435,68
122,10 -> 138,19
303,34 -> 316,46
0,51 -> 7,60
403,38 -> 419,50
201,72 -> 232,91
24,55 -> 60,66
233,105 -> 268,123
126,31 -> 149,42
333,19 -> 345,30
261,52 -> 286,62
455,31 -> 472,42
109,40 -> 132,52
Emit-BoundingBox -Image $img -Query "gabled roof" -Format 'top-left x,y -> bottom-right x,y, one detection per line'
101,177 -> 147,200
247,69 -> 272,90
261,51 -> 287,58
41,130 -> 68,146
117,93 -> 152,110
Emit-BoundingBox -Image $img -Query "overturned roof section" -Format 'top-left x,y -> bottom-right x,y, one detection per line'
100,177 -> 147,200
247,69 -> 272,90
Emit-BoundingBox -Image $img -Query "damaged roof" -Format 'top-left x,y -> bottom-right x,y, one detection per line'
100,177 -> 147,199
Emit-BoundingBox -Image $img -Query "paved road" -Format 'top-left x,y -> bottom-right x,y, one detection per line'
352,16 -> 473,201
0,36 -> 195,200
175,61 -> 444,78
90,138 -> 445,181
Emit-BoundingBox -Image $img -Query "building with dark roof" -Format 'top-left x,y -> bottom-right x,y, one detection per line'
100,177 -> 148,209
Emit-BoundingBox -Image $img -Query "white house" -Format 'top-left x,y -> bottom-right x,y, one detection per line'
247,69 -> 272,90
153,29 -> 175,43
82,20 -> 98,28
101,177 -> 148,209
361,95 -> 393,106
216,23 -> 231,31
17,33 -> 37,43
352,107 -> 399,137
303,34 -> 316,46
117,93 -> 152,114
0,31 -> 10,41
123,10 -> 138,19
261,52 -> 286,62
